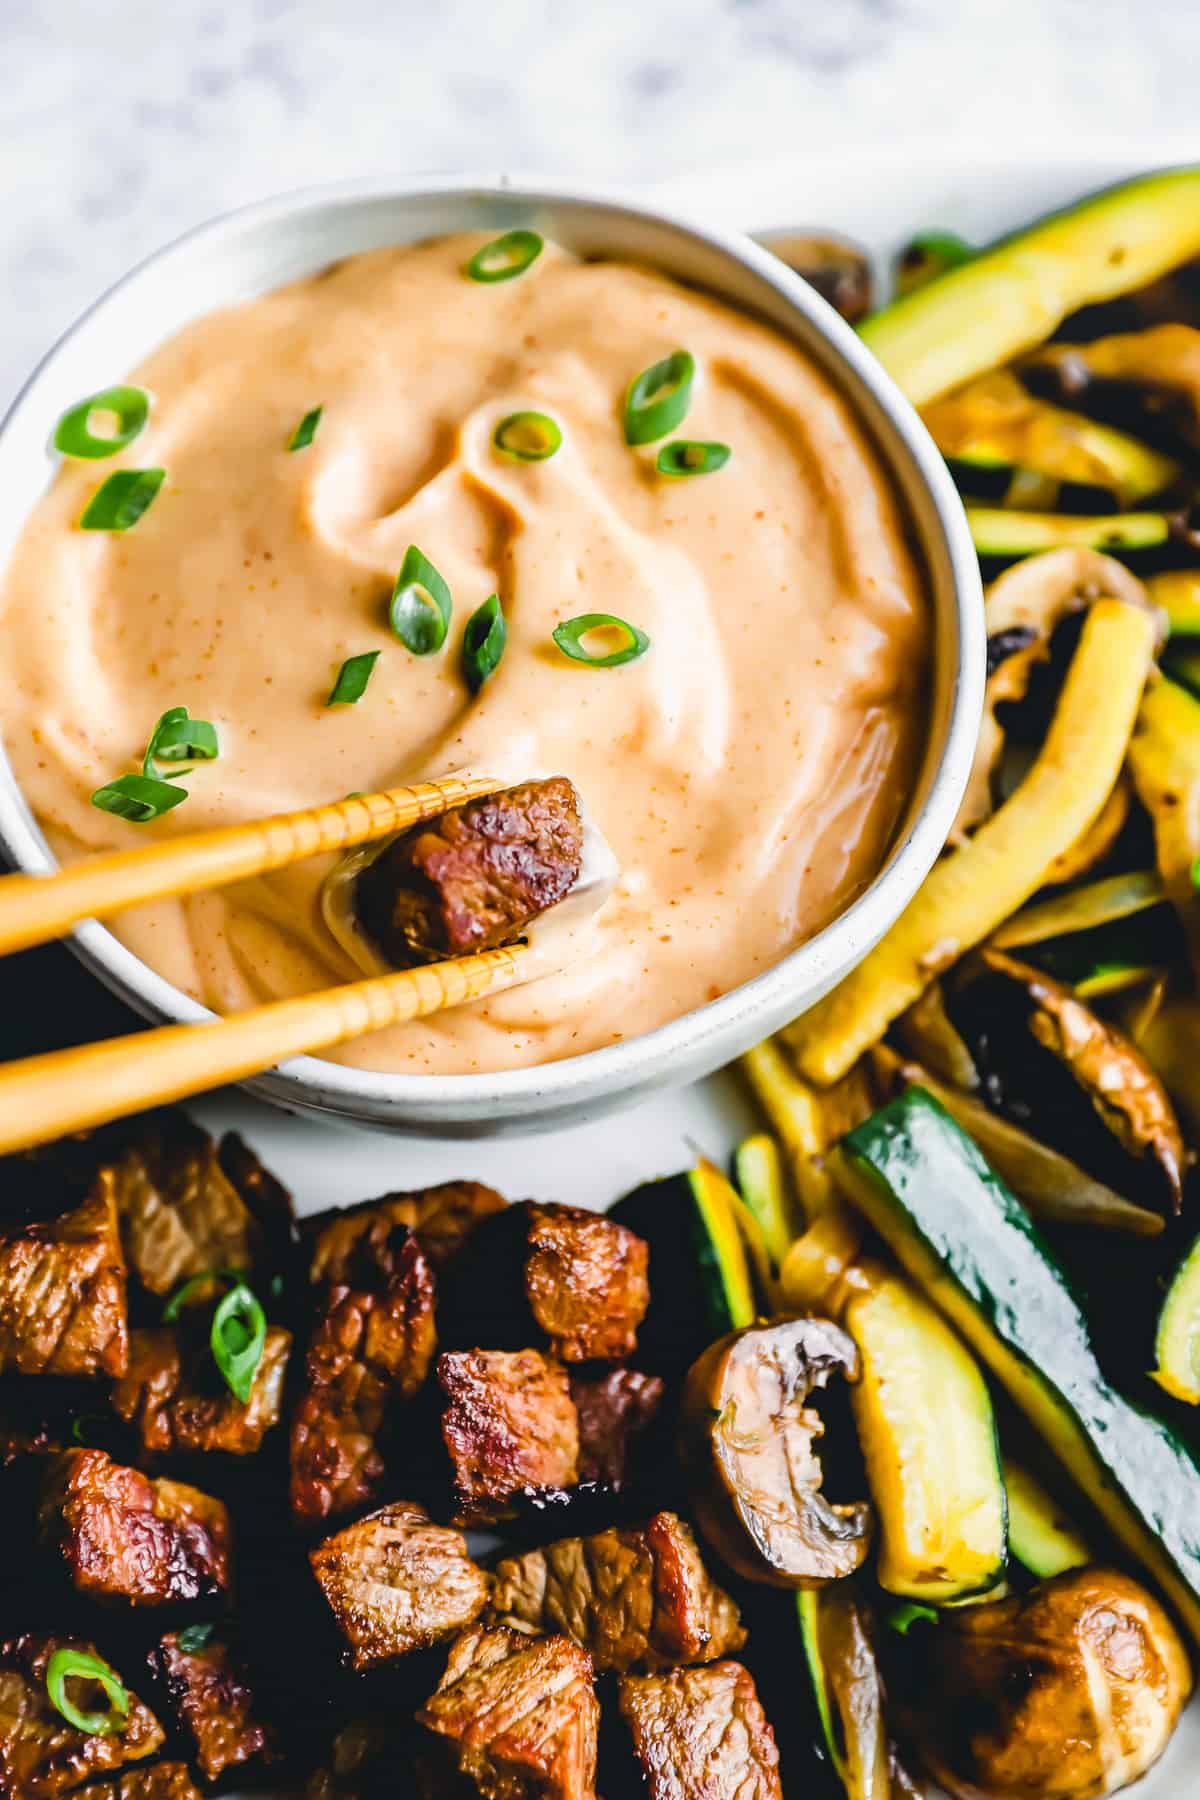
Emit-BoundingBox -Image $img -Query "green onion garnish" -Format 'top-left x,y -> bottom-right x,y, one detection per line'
91,774 -> 189,823
79,468 -> 165,532
143,706 -> 219,781
54,386 -> 150,461
288,407 -> 323,452
211,1282 -> 266,1404
656,439 -> 730,478
1192,854 -> 1200,891
45,1648 -> 130,1737
70,1414 -> 108,1446
327,651 -> 380,706
494,411 -> 562,462
553,612 -> 650,669
176,1623 -> 216,1654
462,594 -> 506,693
465,230 -> 544,283
161,1268 -> 239,1324
390,545 -> 452,655
624,351 -> 695,446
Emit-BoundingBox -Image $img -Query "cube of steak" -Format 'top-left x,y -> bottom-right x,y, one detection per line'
617,1663 -> 783,1800
290,1228 -> 436,1525
310,1500 -> 490,1671
418,1625 -> 598,1800
112,1324 -> 291,1457
525,1204 -> 649,1362
216,1130 -> 297,1269
39,1449 -> 231,1606
438,1350 -> 579,1525
0,1171 -> 127,1378
354,778 -> 583,967
570,1369 -> 664,1489
0,1633 -> 163,1797
487,1512 -> 745,1673
306,1183 -> 507,1279
75,1765 -> 202,1800
110,1112 -> 258,1297
153,1630 -> 274,1782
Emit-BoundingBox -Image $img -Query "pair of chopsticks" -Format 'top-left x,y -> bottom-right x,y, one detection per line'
0,776 -> 535,1156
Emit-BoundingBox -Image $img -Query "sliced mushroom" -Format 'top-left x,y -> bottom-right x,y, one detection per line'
872,1045 -> 1164,1237
1023,322 -> 1200,458
680,1318 -> 872,1587
980,947 -> 1186,1212
756,230 -> 874,324
898,1567 -> 1192,1800
954,549 -> 1156,839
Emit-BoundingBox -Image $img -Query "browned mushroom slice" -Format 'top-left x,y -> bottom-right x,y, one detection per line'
1023,322 -> 1200,456
756,230 -> 873,323
898,1568 -> 1191,1800
954,548 -> 1154,839
981,947 -> 1186,1211
680,1319 -> 872,1587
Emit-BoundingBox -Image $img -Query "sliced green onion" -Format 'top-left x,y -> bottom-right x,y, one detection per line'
143,706 -> 219,781
552,612 -> 650,669
54,386 -> 150,460
45,1648 -> 130,1737
327,651 -> 380,706
494,411 -> 562,462
462,594 -> 506,693
1192,855 -> 1200,892
91,773 -> 189,823
79,468 -> 165,532
162,1268 -> 238,1324
390,545 -> 452,655
465,230 -> 544,283
887,1602 -> 939,1635
176,1623 -> 216,1654
624,350 -> 695,445
655,439 -> 730,478
288,406 -> 323,452
211,1282 -> 266,1404
70,1414 -> 108,1445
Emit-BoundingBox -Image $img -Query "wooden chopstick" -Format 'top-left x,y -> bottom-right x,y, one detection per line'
0,774 -> 499,956
0,944 -> 531,1156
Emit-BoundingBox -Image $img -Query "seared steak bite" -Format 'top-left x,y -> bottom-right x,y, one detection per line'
109,1112 -> 261,1297
525,1204 -> 649,1363
152,1629 -> 275,1782
487,1512 -> 744,1673
112,1324 -> 291,1457
570,1369 -> 664,1489
0,1633 -> 163,1797
215,1130 -> 297,1269
39,1449 -> 231,1606
418,1624 -> 599,1800
0,1172 -> 127,1378
309,1501 -> 490,1671
306,1183 -> 507,1280
437,1350 -> 579,1525
290,1227 -> 436,1526
354,778 -> 583,967
617,1662 -> 783,1800
74,1765 -> 202,1800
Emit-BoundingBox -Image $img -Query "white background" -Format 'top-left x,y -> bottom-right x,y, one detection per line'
4,0 -> 1199,403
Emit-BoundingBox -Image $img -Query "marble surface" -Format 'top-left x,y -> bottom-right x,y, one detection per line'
3,0 -> 1198,405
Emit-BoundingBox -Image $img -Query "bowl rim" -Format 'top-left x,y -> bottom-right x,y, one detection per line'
0,169 -> 984,1115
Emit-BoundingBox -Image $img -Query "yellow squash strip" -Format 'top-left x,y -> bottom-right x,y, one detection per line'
1128,676 -> 1200,979
860,167 -> 1200,404
1141,999 -> 1200,1145
738,1039 -> 874,1218
779,1208 -> 867,1315
786,597 -> 1157,1085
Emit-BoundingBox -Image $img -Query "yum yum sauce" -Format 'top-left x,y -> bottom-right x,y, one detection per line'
0,234 -> 928,1074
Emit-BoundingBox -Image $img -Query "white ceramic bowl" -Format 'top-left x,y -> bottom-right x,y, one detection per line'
0,175 -> 983,1135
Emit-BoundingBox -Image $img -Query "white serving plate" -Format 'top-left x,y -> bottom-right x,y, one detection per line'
39,142 -> 1200,1796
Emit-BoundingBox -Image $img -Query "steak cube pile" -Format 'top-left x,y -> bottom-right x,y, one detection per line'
0,1106 -> 790,1800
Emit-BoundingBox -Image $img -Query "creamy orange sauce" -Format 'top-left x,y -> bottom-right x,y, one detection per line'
0,234 -> 927,1074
